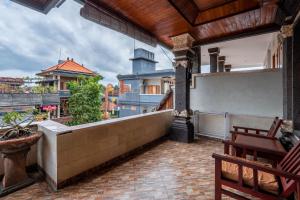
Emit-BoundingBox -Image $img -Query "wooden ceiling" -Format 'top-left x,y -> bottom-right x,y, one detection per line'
10,0 -> 300,48
87,0 -> 281,48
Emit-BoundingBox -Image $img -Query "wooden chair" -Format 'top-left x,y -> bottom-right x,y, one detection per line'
212,141 -> 300,200
232,117 -> 282,141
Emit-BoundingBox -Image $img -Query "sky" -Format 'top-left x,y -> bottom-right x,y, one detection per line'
0,0 -> 174,85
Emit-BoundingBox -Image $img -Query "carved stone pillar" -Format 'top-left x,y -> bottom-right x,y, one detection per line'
280,25 -> 293,120
170,33 -> 195,143
208,47 -> 220,73
218,56 -> 225,72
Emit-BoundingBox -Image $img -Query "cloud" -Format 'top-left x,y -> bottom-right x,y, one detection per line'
0,0 -> 174,85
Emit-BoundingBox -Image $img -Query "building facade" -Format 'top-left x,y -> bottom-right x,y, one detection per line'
36,58 -> 97,117
118,48 -> 174,117
0,76 -> 59,122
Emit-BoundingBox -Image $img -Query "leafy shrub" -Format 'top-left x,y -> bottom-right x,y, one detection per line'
66,76 -> 104,126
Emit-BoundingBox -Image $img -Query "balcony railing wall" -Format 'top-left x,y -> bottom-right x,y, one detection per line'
0,93 -> 60,107
59,90 -> 70,98
119,92 -> 164,105
37,110 -> 173,190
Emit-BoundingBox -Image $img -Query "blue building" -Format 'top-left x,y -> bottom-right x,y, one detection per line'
117,48 -> 175,117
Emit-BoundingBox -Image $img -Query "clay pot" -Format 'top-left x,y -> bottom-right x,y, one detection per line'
0,132 -> 42,192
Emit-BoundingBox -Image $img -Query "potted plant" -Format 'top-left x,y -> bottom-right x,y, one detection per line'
0,111 -> 42,196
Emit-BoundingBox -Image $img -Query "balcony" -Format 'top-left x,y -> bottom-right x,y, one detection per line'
3,110 -> 224,199
0,93 -> 59,107
119,92 -> 164,105
59,90 -> 71,98
139,94 -> 164,104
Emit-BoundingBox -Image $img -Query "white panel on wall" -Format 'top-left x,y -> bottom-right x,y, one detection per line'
190,70 -> 283,117
193,113 -> 277,139
196,113 -> 227,139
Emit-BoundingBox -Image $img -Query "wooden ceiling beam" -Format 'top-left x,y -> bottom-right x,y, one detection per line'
10,0 -> 61,14
195,0 -> 260,26
168,0 -> 265,27
277,0 -> 300,24
168,0 -> 199,25
193,24 -> 280,46
80,0 -> 158,47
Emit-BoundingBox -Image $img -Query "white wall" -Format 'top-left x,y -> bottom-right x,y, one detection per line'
190,70 -> 283,117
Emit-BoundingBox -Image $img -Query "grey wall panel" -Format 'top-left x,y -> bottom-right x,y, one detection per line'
190,71 -> 283,117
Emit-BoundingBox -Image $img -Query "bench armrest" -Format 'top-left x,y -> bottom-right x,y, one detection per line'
230,131 -> 276,140
232,126 -> 269,133
212,153 -> 300,181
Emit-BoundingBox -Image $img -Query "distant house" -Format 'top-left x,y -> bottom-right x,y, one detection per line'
0,76 -> 59,115
36,58 -> 97,117
117,48 -> 175,117
0,77 -> 24,93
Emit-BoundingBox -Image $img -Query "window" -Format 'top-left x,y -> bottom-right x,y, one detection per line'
119,80 -> 131,94
131,106 -> 136,111
146,85 -> 160,94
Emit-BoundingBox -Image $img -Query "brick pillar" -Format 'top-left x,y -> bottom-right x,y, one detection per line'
218,56 -> 225,72
281,25 -> 293,120
170,33 -> 195,143
293,22 -> 300,130
208,47 -> 219,73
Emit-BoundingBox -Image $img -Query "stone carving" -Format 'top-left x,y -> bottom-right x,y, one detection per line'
281,120 -> 293,133
172,109 -> 193,117
175,60 -> 189,68
171,33 -> 195,50
280,25 -> 293,38
277,33 -> 284,44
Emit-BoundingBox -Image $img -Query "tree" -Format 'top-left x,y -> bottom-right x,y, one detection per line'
67,75 -> 104,126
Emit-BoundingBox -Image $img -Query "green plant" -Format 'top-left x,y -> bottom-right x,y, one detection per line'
0,110 -> 37,140
66,75 -> 104,126
32,85 -> 56,94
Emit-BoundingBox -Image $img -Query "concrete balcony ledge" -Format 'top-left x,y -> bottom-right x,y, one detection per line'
119,93 -> 164,105
58,90 -> 70,98
0,93 -> 59,106
36,110 -> 173,190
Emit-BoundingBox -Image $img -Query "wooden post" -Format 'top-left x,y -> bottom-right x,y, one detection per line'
170,33 -> 195,143
293,21 -> 300,130
208,47 -> 220,73
215,159 -> 222,200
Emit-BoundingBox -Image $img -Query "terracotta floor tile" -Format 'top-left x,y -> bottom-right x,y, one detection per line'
2,138 -> 257,199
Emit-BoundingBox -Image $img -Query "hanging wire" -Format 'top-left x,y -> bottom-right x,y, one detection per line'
159,46 -> 173,65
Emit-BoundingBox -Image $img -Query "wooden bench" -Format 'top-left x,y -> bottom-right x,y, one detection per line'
232,117 -> 282,141
212,141 -> 300,200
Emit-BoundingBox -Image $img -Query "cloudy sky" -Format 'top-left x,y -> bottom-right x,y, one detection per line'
0,0 -> 174,85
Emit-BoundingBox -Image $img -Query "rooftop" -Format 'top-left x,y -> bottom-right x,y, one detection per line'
118,69 -> 175,80
36,58 -> 97,77
0,77 -> 24,85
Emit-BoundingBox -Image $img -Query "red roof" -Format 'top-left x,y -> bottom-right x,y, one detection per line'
38,59 -> 96,76
0,77 -> 24,85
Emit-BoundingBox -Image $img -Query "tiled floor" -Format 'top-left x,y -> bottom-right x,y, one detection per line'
4,138 -> 236,200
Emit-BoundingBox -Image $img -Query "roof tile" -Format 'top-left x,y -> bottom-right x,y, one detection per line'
41,59 -> 95,75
